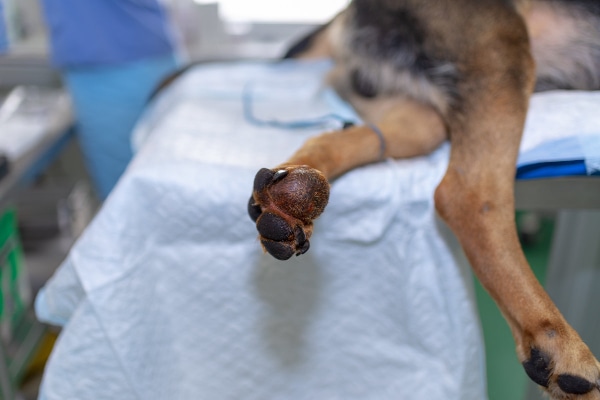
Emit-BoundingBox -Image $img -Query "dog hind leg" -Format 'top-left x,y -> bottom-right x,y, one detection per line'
433,21 -> 600,399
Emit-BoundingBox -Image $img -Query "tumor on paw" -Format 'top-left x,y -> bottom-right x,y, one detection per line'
249,166 -> 330,260
267,167 -> 330,222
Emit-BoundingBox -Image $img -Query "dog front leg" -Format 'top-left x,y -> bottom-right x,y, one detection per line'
248,98 -> 446,260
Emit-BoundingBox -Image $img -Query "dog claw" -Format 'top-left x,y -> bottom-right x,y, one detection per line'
296,239 -> 310,256
272,169 -> 289,183
248,196 -> 262,222
294,225 -> 306,243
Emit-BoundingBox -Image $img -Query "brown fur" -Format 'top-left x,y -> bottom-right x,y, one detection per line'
249,1 -> 600,398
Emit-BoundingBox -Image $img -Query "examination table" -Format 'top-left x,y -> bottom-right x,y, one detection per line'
34,60 -> 600,400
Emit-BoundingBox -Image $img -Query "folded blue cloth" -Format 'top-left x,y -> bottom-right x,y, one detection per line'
516,90 -> 600,179
516,137 -> 596,179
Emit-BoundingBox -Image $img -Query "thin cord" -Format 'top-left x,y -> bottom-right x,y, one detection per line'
242,83 -> 351,130
242,83 -> 386,160
366,122 -> 387,160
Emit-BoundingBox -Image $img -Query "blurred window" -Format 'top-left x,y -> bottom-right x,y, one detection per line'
193,0 -> 349,23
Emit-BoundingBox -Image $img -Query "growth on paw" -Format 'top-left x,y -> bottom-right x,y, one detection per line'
248,166 -> 330,260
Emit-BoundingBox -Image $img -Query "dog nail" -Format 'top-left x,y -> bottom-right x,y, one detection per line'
254,168 -> 275,191
293,226 -> 309,256
294,225 -> 306,244
272,169 -> 289,183
522,348 -> 551,387
557,374 -> 595,395
256,213 -> 293,241
248,196 -> 262,222
296,240 -> 310,256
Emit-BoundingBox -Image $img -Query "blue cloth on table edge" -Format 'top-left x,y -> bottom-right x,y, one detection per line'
516,135 -> 600,179
516,161 -> 590,179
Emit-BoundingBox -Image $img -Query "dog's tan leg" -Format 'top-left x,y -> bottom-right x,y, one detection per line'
438,117 -> 600,400
433,31 -> 600,400
248,97 -> 446,260
283,97 -> 446,178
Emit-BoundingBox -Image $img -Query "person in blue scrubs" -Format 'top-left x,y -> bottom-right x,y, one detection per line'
40,0 -> 182,199
0,0 -> 8,54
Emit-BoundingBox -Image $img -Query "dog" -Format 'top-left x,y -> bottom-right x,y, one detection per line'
247,0 -> 600,398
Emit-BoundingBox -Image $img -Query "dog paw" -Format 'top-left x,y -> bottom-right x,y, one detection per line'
520,326 -> 600,399
248,166 -> 330,260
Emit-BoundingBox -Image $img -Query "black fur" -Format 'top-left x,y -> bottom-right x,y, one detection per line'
350,0 -> 427,70
350,68 -> 379,98
347,0 -> 460,102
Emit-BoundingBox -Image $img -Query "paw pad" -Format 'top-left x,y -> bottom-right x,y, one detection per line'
257,213 -> 294,241
260,239 -> 295,260
522,348 -> 551,387
556,374 -> 595,395
522,347 -> 600,396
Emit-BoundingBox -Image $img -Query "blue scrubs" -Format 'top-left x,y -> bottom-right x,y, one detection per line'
0,0 -> 8,54
40,0 -> 181,199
